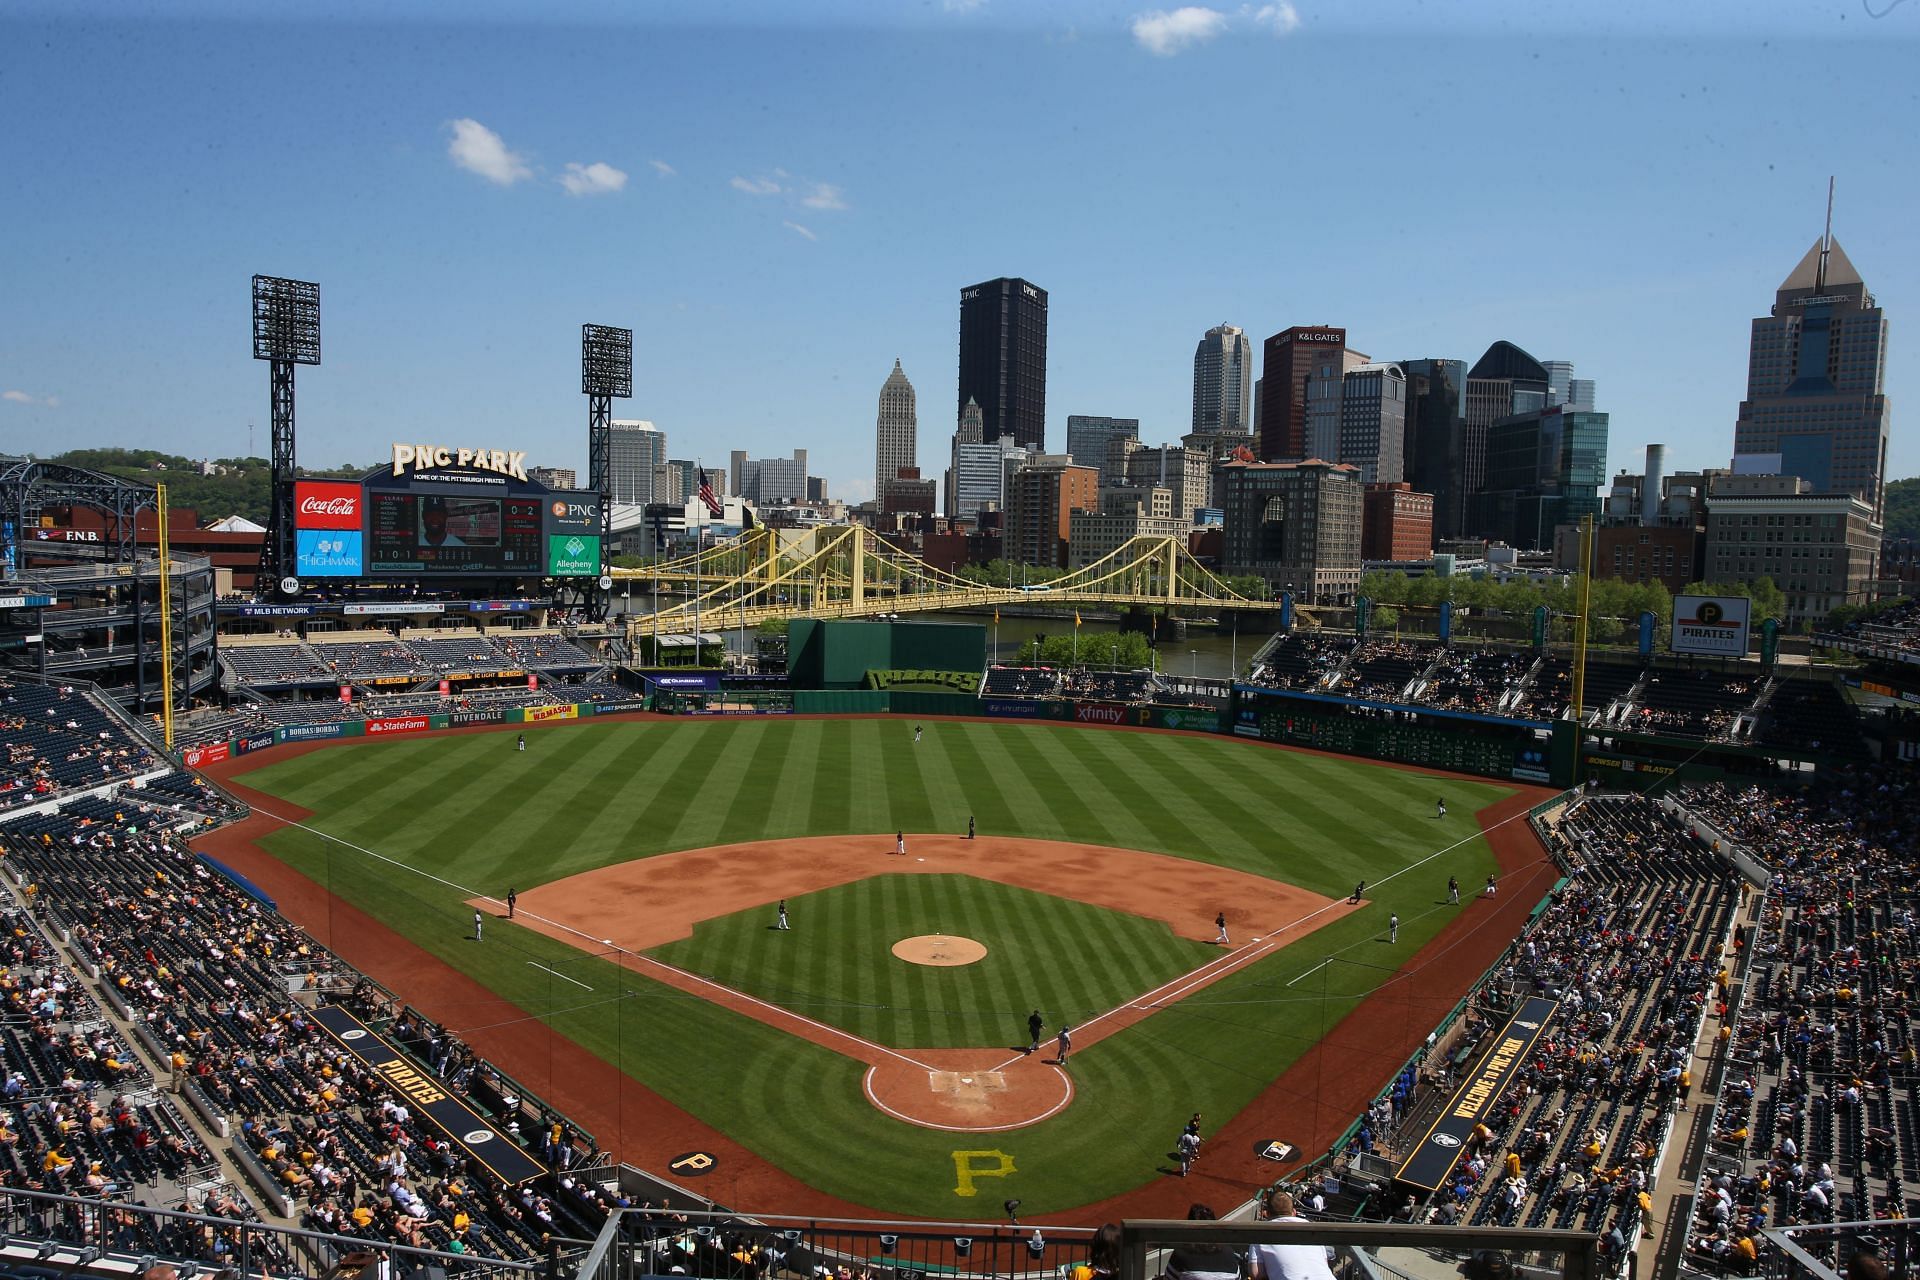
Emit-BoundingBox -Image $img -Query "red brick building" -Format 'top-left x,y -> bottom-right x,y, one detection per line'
1594,524 -> 1703,595
1361,482 -> 1435,561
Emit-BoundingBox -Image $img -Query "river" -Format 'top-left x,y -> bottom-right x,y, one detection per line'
613,597 -> 1266,680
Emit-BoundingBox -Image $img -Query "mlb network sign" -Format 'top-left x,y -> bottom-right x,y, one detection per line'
1671,594 -> 1752,657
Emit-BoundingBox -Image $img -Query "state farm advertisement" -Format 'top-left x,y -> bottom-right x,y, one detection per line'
365,716 -> 432,736
294,481 -> 362,530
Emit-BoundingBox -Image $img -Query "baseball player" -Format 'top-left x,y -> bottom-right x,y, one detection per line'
506,888 -> 517,919
1177,1127 -> 1201,1177
1215,912 -> 1229,945
1056,1024 -> 1073,1065
473,910 -> 483,942
1448,876 -> 1460,904
1485,873 -> 1498,898
1435,797 -> 1446,819
516,734 -> 525,752
895,831 -> 906,856
1350,880 -> 1366,904
776,900 -> 790,931
914,724 -> 923,743
1389,913 -> 1400,944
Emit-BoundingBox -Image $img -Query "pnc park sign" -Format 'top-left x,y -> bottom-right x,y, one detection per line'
391,442 -> 530,481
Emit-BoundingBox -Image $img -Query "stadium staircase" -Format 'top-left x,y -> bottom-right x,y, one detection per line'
1497,656 -> 1545,715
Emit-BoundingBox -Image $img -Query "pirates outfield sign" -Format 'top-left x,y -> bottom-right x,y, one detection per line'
392,443 -> 529,481
1671,594 -> 1752,658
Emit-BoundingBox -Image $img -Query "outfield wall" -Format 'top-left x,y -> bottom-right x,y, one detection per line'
177,701 -> 616,768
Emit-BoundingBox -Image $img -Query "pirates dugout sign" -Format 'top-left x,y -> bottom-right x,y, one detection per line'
1394,995 -> 1559,1192
312,1005 -> 545,1184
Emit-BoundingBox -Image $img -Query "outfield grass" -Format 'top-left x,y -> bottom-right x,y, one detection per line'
649,874 -> 1218,1047
234,717 -> 1515,1216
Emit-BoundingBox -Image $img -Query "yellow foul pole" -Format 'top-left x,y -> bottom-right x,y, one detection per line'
156,485 -> 175,750
1570,513 -> 1594,727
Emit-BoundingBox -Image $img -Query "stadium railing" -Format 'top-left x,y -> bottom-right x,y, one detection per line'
1119,1219 -> 1603,1280
1755,1219 -> 1920,1280
571,1208 -> 1093,1280
0,1185 -> 582,1280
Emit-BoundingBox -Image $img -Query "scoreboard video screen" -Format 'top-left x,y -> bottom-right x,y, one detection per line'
367,491 -> 545,574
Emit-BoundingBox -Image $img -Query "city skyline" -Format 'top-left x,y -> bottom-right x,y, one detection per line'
2,4 -> 1915,505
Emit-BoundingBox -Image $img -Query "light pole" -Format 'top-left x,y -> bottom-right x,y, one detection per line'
1189,648 -> 1197,681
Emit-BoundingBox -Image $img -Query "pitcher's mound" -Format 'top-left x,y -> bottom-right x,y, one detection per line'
892,934 -> 987,967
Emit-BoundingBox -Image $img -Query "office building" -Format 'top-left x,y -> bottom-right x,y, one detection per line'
730,448 -> 809,506
873,358 -> 918,506
879,466 -> 936,516
1400,358 -> 1469,538
1703,474 -> 1879,625
1462,341 -> 1552,532
1122,445 -> 1211,525
949,435 -> 1027,521
609,421 -> 666,505
1065,416 -> 1140,479
1257,326 -> 1349,461
529,466 -> 577,491
1339,363 -> 1408,485
1306,347 -> 1370,463
807,476 -> 829,503
1217,459 -> 1364,600
1542,360 -> 1598,413
1473,406 -> 1609,549
1362,483 -> 1435,562
1069,486 -> 1183,568
958,277 -> 1049,451
1005,458 -> 1098,567
1192,323 -> 1254,434
1733,229 -> 1890,525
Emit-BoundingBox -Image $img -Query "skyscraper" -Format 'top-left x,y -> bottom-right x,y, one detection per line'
1400,358 -> 1468,537
958,277 -> 1048,451
1257,326 -> 1348,461
1542,360 -> 1598,413
1065,415 -> 1139,475
1192,324 -> 1254,434
1733,228 -> 1890,523
874,359 -> 918,505
1462,341 -> 1551,535
608,420 -> 666,505
1338,363 -> 1407,485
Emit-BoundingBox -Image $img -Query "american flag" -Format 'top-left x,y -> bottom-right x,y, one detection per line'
697,471 -> 724,518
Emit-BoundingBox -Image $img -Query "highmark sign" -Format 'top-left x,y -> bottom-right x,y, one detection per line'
390,443 -> 529,481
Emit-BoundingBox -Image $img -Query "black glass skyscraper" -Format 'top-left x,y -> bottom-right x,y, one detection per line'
958,277 -> 1048,452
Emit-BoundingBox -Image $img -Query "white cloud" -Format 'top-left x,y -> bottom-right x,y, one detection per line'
731,174 -> 783,196
1247,2 -> 1300,34
1131,6 -> 1229,55
649,159 -> 677,177
447,118 -> 532,186
2,389 -> 55,407
558,161 -> 629,196
799,182 -> 848,211
782,221 -> 818,241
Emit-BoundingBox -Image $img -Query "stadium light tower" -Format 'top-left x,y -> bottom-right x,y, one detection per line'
581,324 -> 632,620
252,275 -> 321,597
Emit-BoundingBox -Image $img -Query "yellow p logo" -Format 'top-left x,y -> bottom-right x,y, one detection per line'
952,1149 -> 1016,1197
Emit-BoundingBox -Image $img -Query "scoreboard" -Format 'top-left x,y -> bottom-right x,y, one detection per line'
367,492 -> 546,574
294,459 -> 603,582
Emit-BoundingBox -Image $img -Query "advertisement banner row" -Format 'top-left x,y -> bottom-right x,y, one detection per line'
979,699 -> 1224,734
180,703 -> 601,767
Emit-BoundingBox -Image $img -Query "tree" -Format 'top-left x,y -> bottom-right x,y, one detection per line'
1681,577 -> 1787,625
1015,629 -> 1158,669
1885,477 -> 1920,543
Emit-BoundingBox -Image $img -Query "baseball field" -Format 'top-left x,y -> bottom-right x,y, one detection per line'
210,715 -> 1535,1218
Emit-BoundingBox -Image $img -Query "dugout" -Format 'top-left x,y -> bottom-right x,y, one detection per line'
786,618 -> 986,689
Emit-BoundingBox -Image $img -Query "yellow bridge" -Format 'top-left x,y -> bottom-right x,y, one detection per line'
611,525 -> 1278,634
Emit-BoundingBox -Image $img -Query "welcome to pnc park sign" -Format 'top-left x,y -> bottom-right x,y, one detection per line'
391,443 -> 529,481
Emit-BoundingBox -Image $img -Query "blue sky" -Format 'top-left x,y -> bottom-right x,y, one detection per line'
2,0 -> 1915,504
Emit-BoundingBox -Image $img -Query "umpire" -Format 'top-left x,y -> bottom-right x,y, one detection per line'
1027,1009 -> 1044,1054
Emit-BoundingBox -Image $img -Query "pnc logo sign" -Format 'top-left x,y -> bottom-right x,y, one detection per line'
550,500 -> 599,519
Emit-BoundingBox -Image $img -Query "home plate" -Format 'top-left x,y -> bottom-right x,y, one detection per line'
929,1070 -> 1006,1094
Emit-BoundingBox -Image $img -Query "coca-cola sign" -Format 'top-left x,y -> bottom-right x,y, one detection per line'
294,481 -> 363,530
